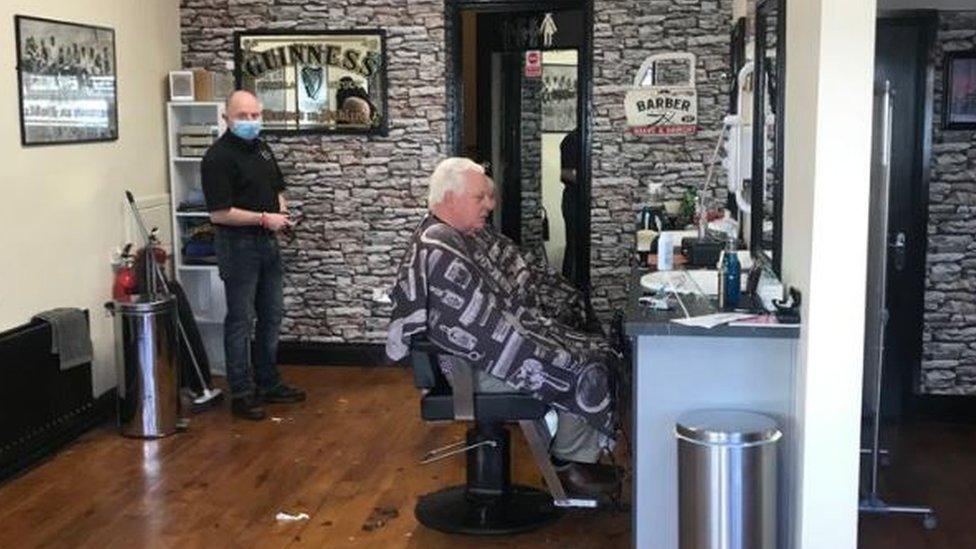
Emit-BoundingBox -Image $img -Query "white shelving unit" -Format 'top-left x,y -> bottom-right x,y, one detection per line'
167,101 -> 227,374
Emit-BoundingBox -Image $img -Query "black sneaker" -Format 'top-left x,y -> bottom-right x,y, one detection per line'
258,383 -> 306,404
231,395 -> 266,421
554,462 -> 620,498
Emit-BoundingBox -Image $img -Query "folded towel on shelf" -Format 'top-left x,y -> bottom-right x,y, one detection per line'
177,203 -> 209,212
184,241 -> 216,258
32,308 -> 93,370
178,189 -> 208,212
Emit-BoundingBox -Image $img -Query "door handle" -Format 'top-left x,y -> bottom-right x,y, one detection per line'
890,231 -> 906,272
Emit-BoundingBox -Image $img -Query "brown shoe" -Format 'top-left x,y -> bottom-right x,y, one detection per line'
555,462 -> 620,498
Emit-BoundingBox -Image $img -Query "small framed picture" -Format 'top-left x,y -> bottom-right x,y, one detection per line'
541,63 -> 578,133
943,51 -> 976,130
169,70 -> 195,102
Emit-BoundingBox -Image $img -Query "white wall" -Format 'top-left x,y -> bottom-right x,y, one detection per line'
0,0 -> 181,396
542,132 -> 568,269
781,0 -> 877,547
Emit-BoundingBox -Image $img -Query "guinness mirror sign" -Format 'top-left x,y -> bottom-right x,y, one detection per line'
234,29 -> 387,135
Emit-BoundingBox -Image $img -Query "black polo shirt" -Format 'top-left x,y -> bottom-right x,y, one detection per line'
200,131 -> 285,215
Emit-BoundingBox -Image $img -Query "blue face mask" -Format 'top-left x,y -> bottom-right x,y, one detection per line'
231,119 -> 261,141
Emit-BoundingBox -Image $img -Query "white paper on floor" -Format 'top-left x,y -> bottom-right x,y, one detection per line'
275,511 -> 310,522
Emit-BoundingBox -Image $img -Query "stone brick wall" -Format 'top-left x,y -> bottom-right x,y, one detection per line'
521,76 -> 544,251
589,0 -> 732,314
181,0 -> 446,342
180,0 -> 732,344
921,11 -> 976,394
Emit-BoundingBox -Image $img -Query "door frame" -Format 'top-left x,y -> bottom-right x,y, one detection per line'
445,0 -> 595,292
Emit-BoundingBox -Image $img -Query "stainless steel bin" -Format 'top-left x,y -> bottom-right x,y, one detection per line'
112,295 -> 179,438
676,410 -> 781,549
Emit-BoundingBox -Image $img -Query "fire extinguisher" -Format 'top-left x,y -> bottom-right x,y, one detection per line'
112,243 -> 137,300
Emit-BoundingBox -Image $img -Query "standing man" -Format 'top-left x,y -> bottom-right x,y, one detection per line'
559,127 -> 580,281
202,90 -> 305,421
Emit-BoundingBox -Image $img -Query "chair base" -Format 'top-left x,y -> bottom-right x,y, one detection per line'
415,484 -> 562,535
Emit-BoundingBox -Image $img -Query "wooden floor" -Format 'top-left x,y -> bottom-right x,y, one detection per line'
6,366 -> 972,549
0,366 -> 629,549
858,420 -> 976,548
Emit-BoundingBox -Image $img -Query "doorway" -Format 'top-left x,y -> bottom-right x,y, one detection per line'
446,1 -> 593,291
865,13 -> 935,420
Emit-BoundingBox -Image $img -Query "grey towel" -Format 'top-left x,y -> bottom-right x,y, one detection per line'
33,308 -> 93,370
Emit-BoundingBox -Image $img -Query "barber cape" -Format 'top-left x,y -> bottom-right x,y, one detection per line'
386,215 -> 616,435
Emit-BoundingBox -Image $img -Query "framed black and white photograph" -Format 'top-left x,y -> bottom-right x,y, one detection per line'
15,15 -> 118,146
541,63 -> 577,133
944,51 -> 976,130
234,29 -> 388,136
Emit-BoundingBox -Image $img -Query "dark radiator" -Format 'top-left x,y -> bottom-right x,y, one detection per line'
0,317 -> 96,482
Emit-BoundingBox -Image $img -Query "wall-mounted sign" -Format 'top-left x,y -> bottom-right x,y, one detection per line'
525,50 -> 542,78
15,15 -> 118,146
234,29 -> 387,135
624,52 -> 698,136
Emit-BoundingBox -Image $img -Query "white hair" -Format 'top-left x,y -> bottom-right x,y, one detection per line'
428,157 -> 485,207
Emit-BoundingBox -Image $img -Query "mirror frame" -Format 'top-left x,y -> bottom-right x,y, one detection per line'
233,29 -> 389,136
729,17 -> 747,116
751,0 -> 786,276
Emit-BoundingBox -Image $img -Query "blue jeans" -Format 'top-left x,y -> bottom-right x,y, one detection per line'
215,227 -> 283,398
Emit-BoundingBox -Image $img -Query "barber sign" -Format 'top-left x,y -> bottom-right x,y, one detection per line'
625,53 -> 698,136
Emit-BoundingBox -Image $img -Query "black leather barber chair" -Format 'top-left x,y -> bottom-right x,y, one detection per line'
409,335 -> 596,535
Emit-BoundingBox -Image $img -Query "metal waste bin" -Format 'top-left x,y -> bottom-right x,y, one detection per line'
112,294 -> 179,438
676,410 -> 781,549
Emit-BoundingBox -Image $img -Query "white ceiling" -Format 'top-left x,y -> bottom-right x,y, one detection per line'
878,0 -> 974,10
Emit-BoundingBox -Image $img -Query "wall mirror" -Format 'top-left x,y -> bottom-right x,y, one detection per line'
751,0 -> 786,275
234,29 -> 388,135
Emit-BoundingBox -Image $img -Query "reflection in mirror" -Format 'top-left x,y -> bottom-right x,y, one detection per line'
521,50 -> 579,278
751,0 -> 785,275
520,56 -> 545,255
235,31 -> 387,134
761,4 -> 777,255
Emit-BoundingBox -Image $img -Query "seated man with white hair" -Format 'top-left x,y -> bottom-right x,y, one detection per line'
386,157 -> 619,497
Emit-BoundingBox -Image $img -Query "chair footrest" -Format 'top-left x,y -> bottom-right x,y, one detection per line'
415,484 -> 562,535
420,437 -> 497,464
554,497 -> 599,508
421,392 -> 549,422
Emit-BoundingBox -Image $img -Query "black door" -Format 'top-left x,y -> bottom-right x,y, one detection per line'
491,48 -> 525,244
871,15 -> 935,418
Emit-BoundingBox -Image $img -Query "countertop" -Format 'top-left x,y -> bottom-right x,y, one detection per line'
623,270 -> 800,339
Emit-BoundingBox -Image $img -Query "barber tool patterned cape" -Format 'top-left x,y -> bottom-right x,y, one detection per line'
386,215 -> 616,435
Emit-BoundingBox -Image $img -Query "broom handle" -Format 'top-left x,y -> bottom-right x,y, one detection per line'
123,191 -> 166,298
125,191 -> 212,393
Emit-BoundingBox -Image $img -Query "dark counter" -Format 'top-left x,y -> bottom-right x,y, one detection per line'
623,270 -> 800,339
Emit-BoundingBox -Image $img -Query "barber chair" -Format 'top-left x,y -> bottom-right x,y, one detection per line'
409,335 -> 597,535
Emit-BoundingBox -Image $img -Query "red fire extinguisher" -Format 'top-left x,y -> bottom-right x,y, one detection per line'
113,243 -> 137,300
